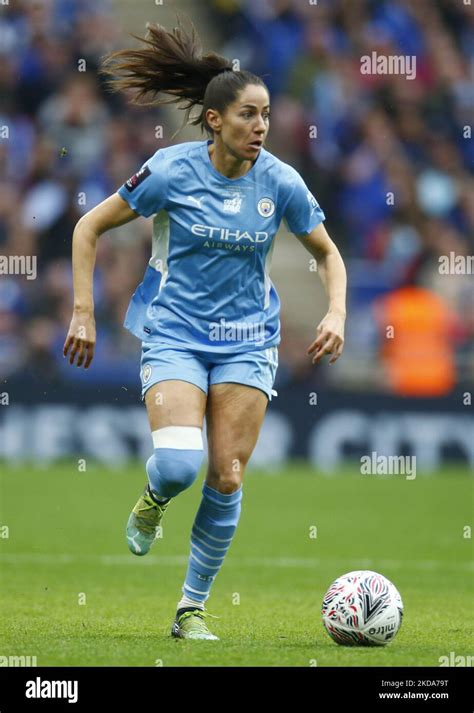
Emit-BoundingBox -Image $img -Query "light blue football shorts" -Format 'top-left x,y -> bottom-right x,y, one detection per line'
139,342 -> 279,402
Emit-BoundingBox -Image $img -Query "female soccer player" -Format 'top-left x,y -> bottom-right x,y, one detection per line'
63,19 -> 346,640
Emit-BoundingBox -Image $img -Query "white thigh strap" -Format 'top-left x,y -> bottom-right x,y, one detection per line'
152,426 -> 203,450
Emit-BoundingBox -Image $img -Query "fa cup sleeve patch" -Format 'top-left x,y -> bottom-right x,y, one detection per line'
125,165 -> 151,192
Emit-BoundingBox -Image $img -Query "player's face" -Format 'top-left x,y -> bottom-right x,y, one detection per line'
219,84 -> 270,160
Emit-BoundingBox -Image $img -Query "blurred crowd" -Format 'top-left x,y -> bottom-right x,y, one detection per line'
0,0 -> 472,396
0,0 -> 167,388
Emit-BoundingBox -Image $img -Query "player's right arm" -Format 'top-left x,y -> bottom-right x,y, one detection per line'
63,193 -> 139,368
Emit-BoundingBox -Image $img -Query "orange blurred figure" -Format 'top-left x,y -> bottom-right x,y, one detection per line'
375,286 -> 458,396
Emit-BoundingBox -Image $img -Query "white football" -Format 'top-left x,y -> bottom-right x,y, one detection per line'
322,570 -> 403,646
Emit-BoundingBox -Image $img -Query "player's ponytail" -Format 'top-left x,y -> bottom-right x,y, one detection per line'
100,15 -> 266,137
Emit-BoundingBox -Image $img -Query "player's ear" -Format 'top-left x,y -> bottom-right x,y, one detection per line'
205,108 -> 221,132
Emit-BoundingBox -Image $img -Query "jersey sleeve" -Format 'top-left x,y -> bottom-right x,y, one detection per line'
282,172 -> 325,236
117,149 -> 168,218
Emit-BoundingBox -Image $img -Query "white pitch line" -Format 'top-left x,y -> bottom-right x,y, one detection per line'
0,553 -> 472,571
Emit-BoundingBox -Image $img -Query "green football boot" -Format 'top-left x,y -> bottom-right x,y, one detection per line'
126,486 -> 170,556
171,608 -> 220,641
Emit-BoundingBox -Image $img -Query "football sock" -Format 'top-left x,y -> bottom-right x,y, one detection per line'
180,483 -> 242,605
176,594 -> 204,612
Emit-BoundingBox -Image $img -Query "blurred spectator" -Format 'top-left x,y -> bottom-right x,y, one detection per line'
374,284 -> 461,396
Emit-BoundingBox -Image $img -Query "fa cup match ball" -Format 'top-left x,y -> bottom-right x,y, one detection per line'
322,570 -> 403,646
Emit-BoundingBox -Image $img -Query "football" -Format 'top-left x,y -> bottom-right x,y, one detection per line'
322,570 -> 403,646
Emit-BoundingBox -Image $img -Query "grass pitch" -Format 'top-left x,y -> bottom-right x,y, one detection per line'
0,461 -> 472,666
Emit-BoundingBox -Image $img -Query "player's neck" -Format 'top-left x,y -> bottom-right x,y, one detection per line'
208,140 -> 255,179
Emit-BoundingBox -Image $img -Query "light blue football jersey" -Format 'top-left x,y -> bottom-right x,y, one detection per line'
117,139 -> 325,353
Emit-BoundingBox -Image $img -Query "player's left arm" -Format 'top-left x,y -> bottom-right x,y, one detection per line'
295,222 -> 347,365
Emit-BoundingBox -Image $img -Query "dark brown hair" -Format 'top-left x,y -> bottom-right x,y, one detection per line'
100,15 -> 268,137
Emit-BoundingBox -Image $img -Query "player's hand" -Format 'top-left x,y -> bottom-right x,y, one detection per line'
63,309 -> 96,368
307,310 -> 345,365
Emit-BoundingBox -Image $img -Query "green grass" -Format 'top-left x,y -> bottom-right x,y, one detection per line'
0,462 -> 472,666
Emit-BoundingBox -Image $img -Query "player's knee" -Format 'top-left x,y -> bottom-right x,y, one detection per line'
146,427 -> 204,498
213,476 -> 241,494
207,463 -> 244,494
147,451 -> 201,497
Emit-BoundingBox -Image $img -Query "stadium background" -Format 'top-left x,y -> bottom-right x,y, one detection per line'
0,0 -> 472,669
0,0 -> 472,469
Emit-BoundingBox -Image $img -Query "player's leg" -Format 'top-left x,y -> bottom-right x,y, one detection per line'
172,382 -> 268,640
143,379 -> 207,501
126,345 -> 209,556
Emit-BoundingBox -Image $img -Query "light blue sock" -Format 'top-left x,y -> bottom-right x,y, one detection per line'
181,483 -> 243,604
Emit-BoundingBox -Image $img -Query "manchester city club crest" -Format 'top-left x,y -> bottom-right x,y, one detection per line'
142,364 -> 152,384
257,197 -> 275,217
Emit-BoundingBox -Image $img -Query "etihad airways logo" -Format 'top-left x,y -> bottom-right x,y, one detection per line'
192,224 -> 269,243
